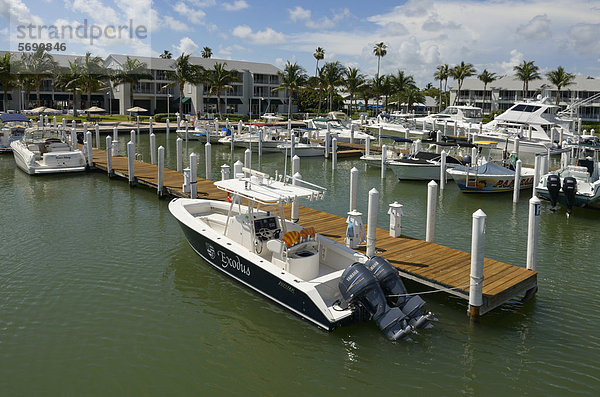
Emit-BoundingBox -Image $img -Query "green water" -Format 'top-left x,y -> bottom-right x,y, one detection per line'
1,133 -> 598,395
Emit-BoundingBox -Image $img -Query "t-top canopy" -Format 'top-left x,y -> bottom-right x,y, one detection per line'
215,169 -> 326,205
0,113 -> 30,122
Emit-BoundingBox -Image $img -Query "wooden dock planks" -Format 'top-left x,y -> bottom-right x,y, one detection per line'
89,147 -> 537,315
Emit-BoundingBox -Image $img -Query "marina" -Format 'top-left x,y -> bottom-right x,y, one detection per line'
1,129 -> 598,395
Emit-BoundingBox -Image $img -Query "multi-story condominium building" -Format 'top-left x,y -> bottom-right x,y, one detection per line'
449,75 -> 600,121
1,51 -> 289,117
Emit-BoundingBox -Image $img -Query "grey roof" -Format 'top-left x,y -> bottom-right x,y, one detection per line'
452,74 -> 600,91
106,53 -> 281,75
1,51 -> 85,68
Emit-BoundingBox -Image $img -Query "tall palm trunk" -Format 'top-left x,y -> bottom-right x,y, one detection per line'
3,90 -> 7,112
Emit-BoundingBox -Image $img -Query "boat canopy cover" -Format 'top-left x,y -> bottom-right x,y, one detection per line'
381,135 -> 412,143
458,161 -> 515,175
0,113 -> 30,122
215,176 -> 325,204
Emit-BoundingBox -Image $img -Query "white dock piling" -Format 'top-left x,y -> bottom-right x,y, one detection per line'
106,136 -> 112,176
244,148 -> 251,175
378,125 -> 383,146
533,155 -> 541,196
185,121 -> 189,142
190,152 -> 197,199
325,130 -> 330,158
365,135 -> 371,156
182,168 -> 190,193
86,131 -> 93,167
71,128 -> 77,150
127,141 -> 135,186
443,120 -> 448,136
290,133 -> 296,160
157,146 -> 165,197
166,119 -> 170,139
388,202 -> 403,237
349,167 -> 358,212
149,117 -> 153,136
150,133 -> 156,165
332,137 -> 338,170
469,209 -> 487,318
366,188 -> 379,258
292,172 -> 302,223
513,159 -> 522,203
136,116 -> 140,137
234,160 -> 243,178
514,137 -> 520,159
381,144 -> 387,179
177,114 -> 181,129
71,119 -> 76,131
176,137 -> 183,172
221,164 -> 230,180
287,119 -> 292,134
350,124 -> 355,144
258,129 -> 263,158
526,196 -> 541,271
292,155 -> 300,177
440,150 -> 447,190
205,142 -> 212,180
436,131 -> 442,154
426,180 -> 438,242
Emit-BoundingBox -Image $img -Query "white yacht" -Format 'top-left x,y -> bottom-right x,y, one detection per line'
217,124 -> 290,152
169,168 -> 434,340
176,118 -> 228,142
475,97 -> 575,153
11,127 -> 86,174
0,113 -> 30,153
307,118 -> 371,143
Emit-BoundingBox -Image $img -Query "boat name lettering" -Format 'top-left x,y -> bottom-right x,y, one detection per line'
493,177 -> 533,188
278,281 -> 295,294
217,251 -> 250,276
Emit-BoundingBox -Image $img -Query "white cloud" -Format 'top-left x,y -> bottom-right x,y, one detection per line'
162,16 -> 189,32
174,1 -> 206,25
0,0 -> 43,25
288,6 -> 311,21
516,15 -> 551,40
569,23 -> 600,54
232,25 -> 285,45
223,1 -> 248,11
173,36 -> 199,56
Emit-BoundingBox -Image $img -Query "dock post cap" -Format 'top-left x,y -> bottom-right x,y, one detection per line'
428,180 -> 438,187
529,196 -> 541,205
369,187 -> 379,195
473,209 -> 487,218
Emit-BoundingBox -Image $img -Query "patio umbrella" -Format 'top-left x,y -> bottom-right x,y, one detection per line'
30,106 -> 60,114
126,106 -> 148,113
84,106 -> 105,113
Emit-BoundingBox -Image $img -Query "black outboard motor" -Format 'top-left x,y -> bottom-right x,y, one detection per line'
339,263 -> 412,341
364,256 -> 435,330
562,176 -> 577,215
461,155 -> 472,166
546,174 -> 561,210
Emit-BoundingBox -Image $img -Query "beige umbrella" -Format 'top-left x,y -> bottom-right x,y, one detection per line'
30,106 -> 60,114
84,106 -> 105,113
126,106 -> 148,113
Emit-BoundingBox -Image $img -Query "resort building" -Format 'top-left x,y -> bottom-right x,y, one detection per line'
1,51 -> 288,117
449,75 -> 600,121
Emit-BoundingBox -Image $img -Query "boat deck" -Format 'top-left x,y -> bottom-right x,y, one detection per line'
90,147 -> 537,315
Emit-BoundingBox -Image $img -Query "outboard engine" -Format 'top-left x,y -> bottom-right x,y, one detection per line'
562,176 -> 577,215
364,256 -> 435,330
546,174 -> 561,210
339,263 -> 412,341
461,155 -> 472,166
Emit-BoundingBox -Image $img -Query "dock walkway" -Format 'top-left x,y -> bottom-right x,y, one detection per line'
90,147 -> 537,315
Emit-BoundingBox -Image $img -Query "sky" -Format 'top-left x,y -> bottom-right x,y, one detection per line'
1,0 -> 600,86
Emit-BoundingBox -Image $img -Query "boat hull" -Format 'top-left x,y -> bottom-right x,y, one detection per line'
173,217 -> 348,331
447,168 -> 536,192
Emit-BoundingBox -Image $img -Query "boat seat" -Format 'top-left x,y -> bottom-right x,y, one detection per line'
47,142 -> 70,152
267,239 -> 285,261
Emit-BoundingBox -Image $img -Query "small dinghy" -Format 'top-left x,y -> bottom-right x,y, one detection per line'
169,168 -> 435,340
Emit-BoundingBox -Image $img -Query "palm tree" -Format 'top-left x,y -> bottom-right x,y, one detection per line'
21,48 -> 57,106
164,53 -> 205,115
313,47 -> 325,76
320,61 -> 344,112
357,81 -> 373,115
274,61 -> 307,119
434,64 -> 450,111
389,70 -> 416,112
54,61 -> 83,114
205,62 -> 238,117
343,67 -> 366,117
373,42 -> 387,78
513,60 -> 540,99
201,47 -> 213,58
0,53 -> 20,111
451,61 -> 476,105
478,69 -> 497,114
401,86 -> 425,112
371,74 -> 385,114
111,56 -> 153,110
159,50 -> 173,59
76,52 -> 108,109
546,66 -> 575,106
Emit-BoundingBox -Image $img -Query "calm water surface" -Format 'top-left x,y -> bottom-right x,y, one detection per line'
1,133 -> 598,395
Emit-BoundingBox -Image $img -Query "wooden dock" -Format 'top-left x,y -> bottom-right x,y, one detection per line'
89,147 -> 537,316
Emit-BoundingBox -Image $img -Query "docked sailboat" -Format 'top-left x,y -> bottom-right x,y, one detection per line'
11,127 -> 86,174
169,168 -> 434,340
535,138 -> 600,213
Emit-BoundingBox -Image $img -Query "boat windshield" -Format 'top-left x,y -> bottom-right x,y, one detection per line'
462,109 -> 482,118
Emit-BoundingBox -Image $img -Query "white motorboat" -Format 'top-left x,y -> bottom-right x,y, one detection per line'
414,105 -> 482,131
388,150 -> 465,181
446,160 -> 536,193
217,124 -> 290,152
169,168 -> 434,340
11,127 -> 86,174
277,137 -> 325,157
307,118 -> 371,143
535,137 -> 600,213
0,113 -> 30,153
176,118 -> 228,142
474,97 -> 576,153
